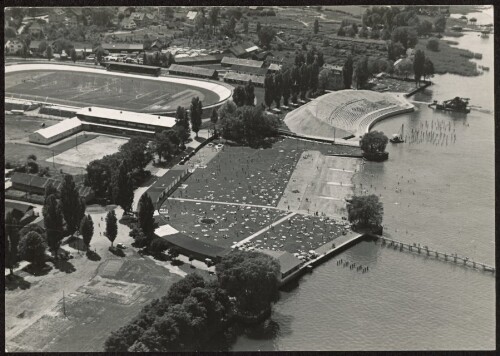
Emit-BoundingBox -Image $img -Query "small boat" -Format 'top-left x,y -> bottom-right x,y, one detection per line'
428,97 -> 471,114
390,124 -> 405,143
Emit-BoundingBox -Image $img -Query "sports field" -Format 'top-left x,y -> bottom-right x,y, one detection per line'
49,136 -> 129,168
5,70 -> 220,112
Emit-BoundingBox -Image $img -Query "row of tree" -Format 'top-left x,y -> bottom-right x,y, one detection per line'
105,250 -> 281,352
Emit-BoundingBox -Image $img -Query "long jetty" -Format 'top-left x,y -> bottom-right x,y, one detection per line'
375,235 -> 495,273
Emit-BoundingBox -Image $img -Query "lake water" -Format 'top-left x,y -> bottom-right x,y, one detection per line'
232,14 -> 495,351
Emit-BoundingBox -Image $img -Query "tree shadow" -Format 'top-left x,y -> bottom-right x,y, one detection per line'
109,246 -> 125,257
119,214 -> 137,227
171,259 -> 184,266
22,263 -> 53,276
86,249 -> 101,261
67,236 -> 86,252
5,274 -> 31,290
52,259 -> 76,273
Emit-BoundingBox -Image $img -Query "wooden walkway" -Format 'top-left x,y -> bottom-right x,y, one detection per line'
376,236 -> 495,273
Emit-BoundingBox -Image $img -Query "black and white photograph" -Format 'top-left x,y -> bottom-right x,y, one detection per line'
3,2 -> 496,352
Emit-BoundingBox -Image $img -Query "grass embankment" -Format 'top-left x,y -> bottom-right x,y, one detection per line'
416,38 -> 480,76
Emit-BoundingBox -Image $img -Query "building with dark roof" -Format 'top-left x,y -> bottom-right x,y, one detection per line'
229,42 -> 260,58
145,165 -> 190,209
255,248 -> 303,279
5,201 -> 36,226
11,172 -> 94,202
230,64 -> 268,76
223,72 -> 265,87
161,233 -> 229,261
173,54 -> 224,65
168,64 -> 218,79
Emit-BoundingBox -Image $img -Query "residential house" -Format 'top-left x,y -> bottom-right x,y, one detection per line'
186,11 -> 198,21
145,13 -> 158,26
130,12 -> 146,27
5,40 -> 24,54
65,15 -> 79,28
150,39 -> 164,51
118,7 -> 135,17
121,17 -> 137,30
27,22 -> 44,37
49,8 -> 66,23
229,42 -> 260,58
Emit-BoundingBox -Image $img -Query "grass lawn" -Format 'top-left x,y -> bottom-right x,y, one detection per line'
5,70 -> 220,112
415,38 -> 480,76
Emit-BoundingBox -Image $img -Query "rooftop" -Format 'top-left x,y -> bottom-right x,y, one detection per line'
255,248 -> 303,275
162,233 -> 228,259
168,64 -> 217,77
77,107 -> 176,129
145,165 -> 189,205
33,117 -> 82,139
221,57 -> 264,68
223,72 -> 265,85
231,64 -> 268,76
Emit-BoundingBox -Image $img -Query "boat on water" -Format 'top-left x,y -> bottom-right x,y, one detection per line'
428,97 -> 471,114
390,124 -> 405,143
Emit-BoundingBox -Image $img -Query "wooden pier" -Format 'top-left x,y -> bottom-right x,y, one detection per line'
376,236 -> 495,274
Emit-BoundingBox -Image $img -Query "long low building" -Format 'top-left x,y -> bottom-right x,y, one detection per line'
168,64 -> 218,80
29,117 -> 83,144
29,107 -> 178,145
221,57 -> 264,68
145,165 -> 190,210
230,64 -> 268,76
174,54 -> 224,65
160,233 -> 229,261
223,72 -> 265,87
76,107 -> 177,135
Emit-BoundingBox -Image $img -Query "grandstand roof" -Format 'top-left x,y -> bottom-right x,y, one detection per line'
162,233 -> 228,259
77,107 -> 176,129
221,57 -> 264,68
33,117 -> 82,139
174,54 -> 224,64
223,72 -> 265,85
231,64 -> 268,76
11,172 -> 92,197
255,248 -> 303,276
168,64 -> 217,78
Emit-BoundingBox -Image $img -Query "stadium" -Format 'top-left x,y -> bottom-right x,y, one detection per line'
284,90 -> 415,141
5,63 -> 233,114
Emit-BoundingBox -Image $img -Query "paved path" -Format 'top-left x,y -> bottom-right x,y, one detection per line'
168,197 -> 280,210
232,212 -> 297,248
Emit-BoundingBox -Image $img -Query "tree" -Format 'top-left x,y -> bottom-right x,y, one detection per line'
105,210 -> 118,247
360,131 -> 388,154
138,193 -> 156,237
95,46 -> 105,64
60,174 -> 85,237
423,58 -> 435,81
243,20 -> 249,34
256,22 -> 261,34
395,58 -> 413,79
418,20 -> 433,36
264,75 -> 274,109
232,86 -> 246,107
175,106 -> 190,142
391,26 -> 418,50
387,41 -> 405,61
38,40 -> 48,54
80,214 -> 94,250
281,71 -> 291,106
46,45 -> 53,61
244,81 -> 255,106
216,250 -> 280,315
258,26 -> 276,49
208,7 -> 220,34
190,97 -> 203,138
313,19 -> 319,34
129,224 -> 149,248
18,231 -> 47,267
70,48 -> 77,63
347,195 -> 384,228
434,16 -> 446,33
343,54 -> 354,89
43,194 -> 64,258
210,108 -> 218,135
358,25 -> 368,38
273,72 -> 283,108
426,38 -> 439,52
115,162 -> 134,214
413,49 -> 426,86
5,212 -> 20,276
318,68 -> 331,92
353,56 -> 369,89
149,238 -> 168,258
337,26 -> 346,36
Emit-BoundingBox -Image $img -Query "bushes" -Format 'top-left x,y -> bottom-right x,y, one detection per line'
426,38 -> 439,51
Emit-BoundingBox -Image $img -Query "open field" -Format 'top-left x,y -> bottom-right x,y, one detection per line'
5,205 -> 182,352
5,115 -> 104,175
169,138 -> 361,207
50,136 -> 128,168
5,70 -> 219,112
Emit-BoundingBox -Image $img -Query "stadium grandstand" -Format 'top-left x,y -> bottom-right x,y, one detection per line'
168,64 -> 218,79
106,62 -> 162,76
221,57 -> 264,68
174,54 -> 224,65
230,64 -> 268,76
223,72 -> 265,87
284,90 -> 414,140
